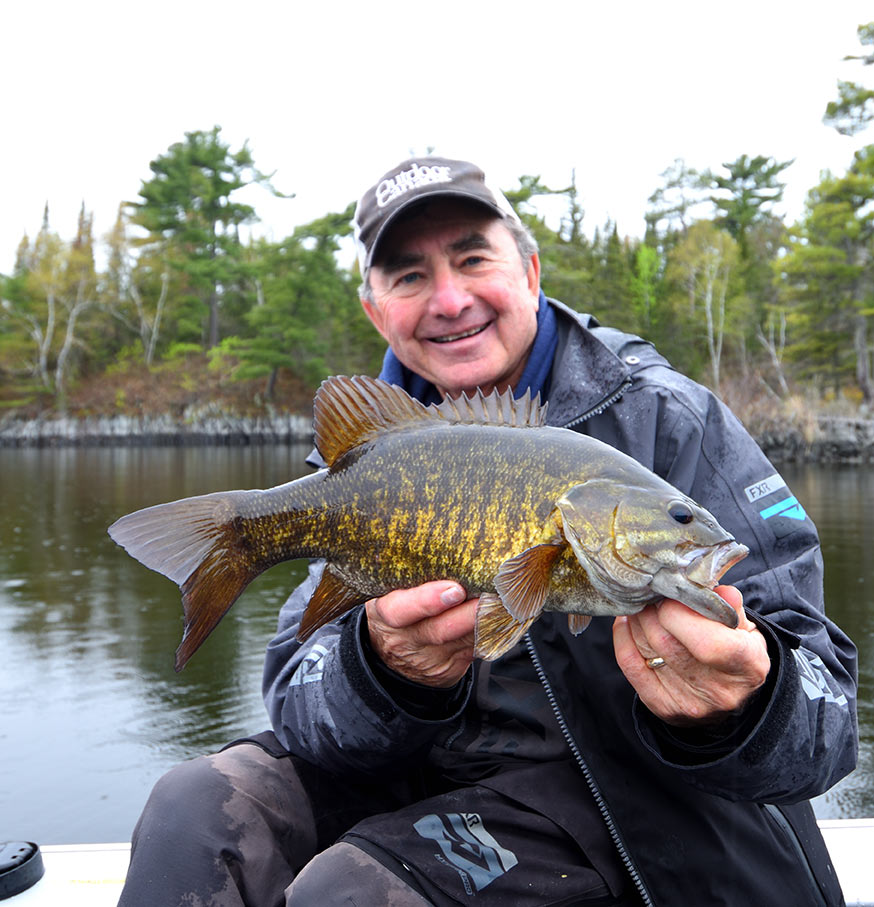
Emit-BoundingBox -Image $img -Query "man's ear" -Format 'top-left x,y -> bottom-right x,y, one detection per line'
527,252 -> 541,302
360,297 -> 389,342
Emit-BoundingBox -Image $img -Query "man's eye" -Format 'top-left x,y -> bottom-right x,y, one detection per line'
398,272 -> 420,286
462,255 -> 484,267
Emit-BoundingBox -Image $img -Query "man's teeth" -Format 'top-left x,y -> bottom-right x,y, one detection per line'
432,324 -> 487,343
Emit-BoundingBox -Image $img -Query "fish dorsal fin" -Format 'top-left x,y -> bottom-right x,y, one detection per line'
313,375 -> 432,466
431,386 -> 547,428
314,375 -> 548,466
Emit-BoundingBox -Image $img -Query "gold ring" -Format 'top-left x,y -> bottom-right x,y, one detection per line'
646,656 -> 667,670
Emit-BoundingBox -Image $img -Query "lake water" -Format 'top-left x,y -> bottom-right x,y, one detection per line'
0,447 -> 870,845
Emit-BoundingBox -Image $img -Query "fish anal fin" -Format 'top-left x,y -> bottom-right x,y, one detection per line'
474,593 -> 537,661
494,542 -> 564,622
297,568 -> 365,641
567,614 -> 592,636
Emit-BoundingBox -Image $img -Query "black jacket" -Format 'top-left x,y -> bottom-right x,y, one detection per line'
263,300 -> 857,905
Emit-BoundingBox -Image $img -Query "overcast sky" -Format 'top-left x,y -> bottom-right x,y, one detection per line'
2,1 -> 872,275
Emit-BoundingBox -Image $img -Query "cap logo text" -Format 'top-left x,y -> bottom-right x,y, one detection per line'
376,163 -> 453,208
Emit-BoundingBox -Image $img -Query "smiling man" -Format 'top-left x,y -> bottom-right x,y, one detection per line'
118,157 -> 857,907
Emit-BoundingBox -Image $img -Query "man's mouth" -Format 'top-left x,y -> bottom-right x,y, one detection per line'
430,323 -> 489,344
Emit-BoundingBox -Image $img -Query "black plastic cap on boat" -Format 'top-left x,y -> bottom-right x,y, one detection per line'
0,842 -> 44,899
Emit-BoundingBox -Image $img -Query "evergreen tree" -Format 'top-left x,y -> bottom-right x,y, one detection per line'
706,155 -> 793,259
219,205 -> 381,397
130,126 -> 282,349
779,147 -> 874,402
824,22 -> 874,136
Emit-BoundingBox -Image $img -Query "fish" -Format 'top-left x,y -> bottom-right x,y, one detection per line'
107,375 -> 748,671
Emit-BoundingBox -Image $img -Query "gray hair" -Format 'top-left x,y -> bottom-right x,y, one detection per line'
359,216 -> 539,303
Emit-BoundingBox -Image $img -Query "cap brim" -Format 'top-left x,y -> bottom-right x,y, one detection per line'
363,190 -> 511,271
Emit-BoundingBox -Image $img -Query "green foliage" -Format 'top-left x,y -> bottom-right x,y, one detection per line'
5,121 -> 874,413
129,126 -> 279,350
706,155 -> 793,257
824,23 -> 874,135
662,222 -> 746,390
778,146 -> 874,400
645,159 -> 712,246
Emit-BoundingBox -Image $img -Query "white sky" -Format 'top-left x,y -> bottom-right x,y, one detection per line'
1,1 -> 872,275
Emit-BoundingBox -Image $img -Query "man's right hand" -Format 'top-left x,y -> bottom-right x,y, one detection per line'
365,581 -> 478,689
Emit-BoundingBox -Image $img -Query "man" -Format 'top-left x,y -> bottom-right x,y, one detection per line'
118,157 -> 857,906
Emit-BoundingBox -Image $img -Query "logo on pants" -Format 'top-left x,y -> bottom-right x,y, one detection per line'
413,812 -> 518,894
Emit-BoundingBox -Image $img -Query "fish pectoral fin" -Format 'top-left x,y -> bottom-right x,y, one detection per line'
474,593 -> 538,661
494,543 -> 564,621
567,614 -> 592,636
297,567 -> 366,642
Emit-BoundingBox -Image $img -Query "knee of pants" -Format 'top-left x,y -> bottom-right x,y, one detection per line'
135,744 -> 314,851
286,842 -> 433,906
134,753 -> 235,843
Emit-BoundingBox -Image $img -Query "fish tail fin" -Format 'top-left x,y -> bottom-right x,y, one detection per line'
474,593 -> 537,661
108,491 -> 265,671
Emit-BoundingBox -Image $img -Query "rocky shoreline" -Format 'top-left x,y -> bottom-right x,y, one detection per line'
1,411 -> 873,463
0,410 -> 314,447
756,416 -> 874,464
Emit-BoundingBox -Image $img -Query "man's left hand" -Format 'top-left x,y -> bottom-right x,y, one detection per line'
612,585 -> 770,727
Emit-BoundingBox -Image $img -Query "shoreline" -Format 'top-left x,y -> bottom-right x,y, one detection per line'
0,411 -> 314,447
1,412 -> 873,463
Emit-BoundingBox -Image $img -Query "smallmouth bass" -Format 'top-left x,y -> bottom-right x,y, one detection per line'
108,375 -> 748,670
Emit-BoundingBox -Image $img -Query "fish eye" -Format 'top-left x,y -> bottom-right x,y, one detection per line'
668,501 -> 694,525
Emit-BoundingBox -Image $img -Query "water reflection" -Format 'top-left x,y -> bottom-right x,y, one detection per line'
0,449 -> 871,844
0,445 -> 312,844
782,463 -> 874,820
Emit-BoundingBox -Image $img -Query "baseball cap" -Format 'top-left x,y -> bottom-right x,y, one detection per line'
352,156 -> 521,273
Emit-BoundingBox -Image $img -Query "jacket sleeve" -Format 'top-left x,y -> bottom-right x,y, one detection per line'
612,370 -> 858,803
262,560 -> 473,776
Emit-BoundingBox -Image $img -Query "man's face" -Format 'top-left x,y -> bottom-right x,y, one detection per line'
362,200 -> 541,399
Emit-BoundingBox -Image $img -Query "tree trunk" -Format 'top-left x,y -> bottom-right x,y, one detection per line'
854,313 -> 873,403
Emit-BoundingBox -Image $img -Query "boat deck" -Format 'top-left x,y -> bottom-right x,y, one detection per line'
6,821 -> 874,905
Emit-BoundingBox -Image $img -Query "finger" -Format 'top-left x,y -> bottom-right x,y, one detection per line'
613,615 -> 649,674
368,581 -> 467,629
626,603 -> 680,662
415,599 -> 478,646
655,587 -> 757,669
613,616 -> 670,693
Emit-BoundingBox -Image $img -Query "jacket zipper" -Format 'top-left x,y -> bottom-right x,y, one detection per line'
534,371 -> 655,905
560,377 -> 632,431
526,635 -> 654,907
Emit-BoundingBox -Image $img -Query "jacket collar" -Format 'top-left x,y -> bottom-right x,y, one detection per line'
542,298 -> 631,429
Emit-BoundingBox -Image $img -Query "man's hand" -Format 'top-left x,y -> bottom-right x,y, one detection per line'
366,581 -> 478,688
612,585 -> 770,727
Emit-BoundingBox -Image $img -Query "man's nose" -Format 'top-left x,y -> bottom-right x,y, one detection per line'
429,266 -> 472,318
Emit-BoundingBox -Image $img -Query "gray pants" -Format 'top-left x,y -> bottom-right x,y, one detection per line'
117,734 -> 636,907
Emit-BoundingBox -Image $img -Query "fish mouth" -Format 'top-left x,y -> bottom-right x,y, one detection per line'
429,322 -> 490,344
684,541 -> 749,588
650,540 -> 748,628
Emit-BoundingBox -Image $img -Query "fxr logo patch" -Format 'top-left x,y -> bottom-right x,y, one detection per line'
744,473 -> 807,538
413,812 -> 518,894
